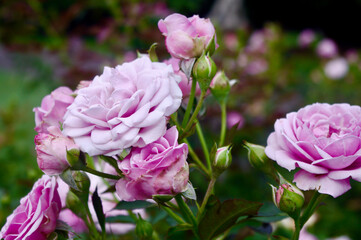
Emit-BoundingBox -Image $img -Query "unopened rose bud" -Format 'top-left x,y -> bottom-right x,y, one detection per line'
210,71 -> 231,103
271,181 -> 304,217
243,141 -> 279,182
213,145 -> 232,177
192,54 -> 217,92
70,171 -> 90,204
66,190 -> 87,219
135,215 -> 153,240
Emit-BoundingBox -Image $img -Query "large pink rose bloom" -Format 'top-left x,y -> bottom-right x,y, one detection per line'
266,103 -> 361,197
158,13 -> 217,59
35,126 -> 78,175
116,127 -> 189,201
0,175 -> 61,240
34,86 -> 74,134
62,56 -> 182,156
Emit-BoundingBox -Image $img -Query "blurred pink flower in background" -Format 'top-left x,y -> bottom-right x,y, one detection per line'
298,29 -> 315,48
266,103 -> 361,197
62,56 -> 182,156
345,49 -> 358,63
158,14 -> 217,59
324,58 -> 349,80
0,175 -> 61,240
245,59 -> 268,75
226,111 -> 244,129
116,127 -> 189,201
316,39 -> 338,58
245,31 -> 267,54
224,32 -> 239,51
33,86 -> 74,134
35,126 -> 78,175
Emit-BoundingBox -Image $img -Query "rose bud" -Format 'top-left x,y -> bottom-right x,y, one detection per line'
213,145 -> 232,177
66,190 -> 87,219
35,126 -> 79,175
210,71 -> 231,103
158,13 -> 217,59
271,180 -> 304,216
192,54 -> 217,92
135,215 -> 153,240
70,171 -> 91,204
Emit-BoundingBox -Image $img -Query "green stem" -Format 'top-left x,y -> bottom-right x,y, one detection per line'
183,139 -> 211,177
85,203 -> 101,239
161,205 -> 186,224
219,101 -> 227,147
127,210 -> 138,222
81,166 -> 121,180
196,123 -> 211,172
182,78 -> 198,128
300,191 -> 325,227
291,217 -> 301,240
198,178 -> 216,220
175,195 -> 200,239
181,91 -> 206,139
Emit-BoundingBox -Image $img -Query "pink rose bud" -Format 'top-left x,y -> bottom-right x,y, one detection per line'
158,13 -> 217,59
324,57 -> 349,80
316,39 -> 338,58
265,103 -> 361,198
210,71 -> 231,103
213,145 -> 232,177
116,127 -> 189,201
226,111 -> 244,130
62,56 -> 182,157
35,126 -> 79,175
271,181 -> 304,216
192,54 -> 217,92
298,29 -> 315,48
0,175 -> 61,240
33,86 -> 74,134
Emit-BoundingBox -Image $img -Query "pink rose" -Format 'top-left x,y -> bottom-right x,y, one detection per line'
316,39 -> 338,58
324,58 -> 349,80
265,103 -> 361,197
158,13 -> 217,59
34,86 -> 74,134
35,126 -> 78,175
116,127 -> 189,201
0,175 -> 61,240
62,56 -> 182,156
298,29 -> 315,48
163,57 -> 201,103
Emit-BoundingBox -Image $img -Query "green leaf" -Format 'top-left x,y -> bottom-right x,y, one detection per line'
168,223 -> 193,236
60,169 -> 79,191
106,215 -> 135,223
92,187 -> 106,234
198,196 -> 263,240
148,43 -> 159,62
181,182 -> 196,200
114,200 -> 155,210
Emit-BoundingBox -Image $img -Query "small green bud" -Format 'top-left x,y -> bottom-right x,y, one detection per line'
271,179 -> 304,217
135,215 -> 153,240
212,145 -> 232,177
243,141 -> 279,182
210,71 -> 231,103
70,171 -> 90,204
66,190 -> 87,219
192,54 -> 217,92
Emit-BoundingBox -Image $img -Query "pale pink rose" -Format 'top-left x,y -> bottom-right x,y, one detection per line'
245,31 -> 267,54
324,58 -> 349,80
35,126 -> 78,175
227,111 -> 244,129
245,59 -> 268,75
116,127 -> 189,201
57,163 -> 142,235
34,86 -> 74,134
0,175 -> 61,240
62,56 -> 182,156
316,39 -> 338,58
163,57 -> 201,103
266,103 -> 361,197
158,13 -> 217,59
298,29 -> 315,48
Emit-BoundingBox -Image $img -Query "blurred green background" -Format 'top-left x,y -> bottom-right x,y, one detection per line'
1,0 -> 361,239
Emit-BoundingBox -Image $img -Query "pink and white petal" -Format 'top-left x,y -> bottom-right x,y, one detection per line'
294,170 -> 351,198
312,155 -> 359,170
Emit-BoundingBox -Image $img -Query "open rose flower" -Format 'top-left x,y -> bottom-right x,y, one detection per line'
266,103 -> 361,197
158,13 -> 217,59
0,175 -> 61,240
116,127 -> 189,201
62,56 -> 182,156
34,86 -> 74,134
35,126 -> 78,175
